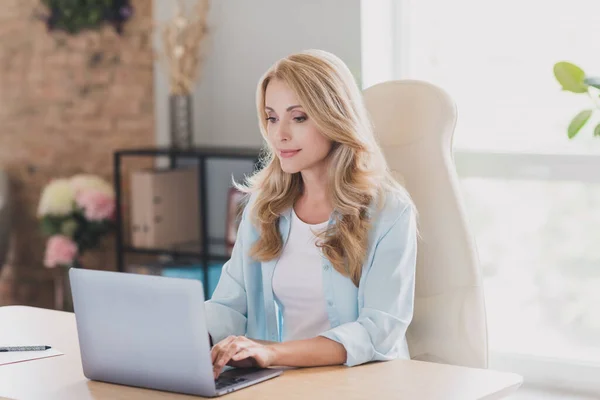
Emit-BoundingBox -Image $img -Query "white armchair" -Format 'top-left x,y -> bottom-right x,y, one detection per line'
363,80 -> 489,368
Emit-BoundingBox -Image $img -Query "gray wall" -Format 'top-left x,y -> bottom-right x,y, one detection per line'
154,0 -> 362,147
152,0 -> 362,242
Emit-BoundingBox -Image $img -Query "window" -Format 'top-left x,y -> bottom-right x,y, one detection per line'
461,177 -> 600,362
403,0 -> 600,155
361,0 -> 600,383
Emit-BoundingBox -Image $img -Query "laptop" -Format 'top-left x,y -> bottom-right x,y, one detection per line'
69,268 -> 283,397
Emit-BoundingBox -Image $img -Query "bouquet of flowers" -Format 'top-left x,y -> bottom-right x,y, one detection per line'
38,174 -> 116,269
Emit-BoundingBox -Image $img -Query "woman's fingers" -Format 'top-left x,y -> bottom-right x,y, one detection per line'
215,341 -> 240,370
231,349 -> 251,361
227,356 -> 255,369
211,335 -> 236,364
213,337 -> 250,379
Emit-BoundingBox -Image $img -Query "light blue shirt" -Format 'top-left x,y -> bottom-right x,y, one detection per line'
205,191 -> 417,367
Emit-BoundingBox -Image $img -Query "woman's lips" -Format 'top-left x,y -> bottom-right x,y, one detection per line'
279,149 -> 301,158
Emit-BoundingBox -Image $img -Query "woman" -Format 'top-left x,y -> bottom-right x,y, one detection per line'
206,49 -> 417,379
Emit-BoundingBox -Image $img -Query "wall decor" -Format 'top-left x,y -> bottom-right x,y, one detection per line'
41,0 -> 134,35
155,0 -> 210,149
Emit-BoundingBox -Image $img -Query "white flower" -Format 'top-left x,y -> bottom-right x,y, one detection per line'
70,174 -> 114,198
37,179 -> 75,217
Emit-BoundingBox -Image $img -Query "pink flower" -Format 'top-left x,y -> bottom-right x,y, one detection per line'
44,235 -> 78,268
75,189 -> 116,222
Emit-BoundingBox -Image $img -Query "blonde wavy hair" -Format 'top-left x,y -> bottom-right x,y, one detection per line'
238,49 -> 409,286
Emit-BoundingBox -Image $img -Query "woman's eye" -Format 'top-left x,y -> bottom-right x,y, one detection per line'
266,117 -> 277,123
294,116 -> 307,123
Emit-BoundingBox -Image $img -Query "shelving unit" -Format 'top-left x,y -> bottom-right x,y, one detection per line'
113,146 -> 261,295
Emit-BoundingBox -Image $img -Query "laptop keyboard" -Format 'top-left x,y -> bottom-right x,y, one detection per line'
215,376 -> 248,390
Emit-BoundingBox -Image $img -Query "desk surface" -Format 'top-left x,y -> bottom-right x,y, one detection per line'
0,306 -> 522,400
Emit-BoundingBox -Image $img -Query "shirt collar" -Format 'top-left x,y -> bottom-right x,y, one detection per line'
280,207 -> 293,221
280,207 -> 341,224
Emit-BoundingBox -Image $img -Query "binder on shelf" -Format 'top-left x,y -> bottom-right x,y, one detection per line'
130,171 -> 151,248
129,167 -> 201,249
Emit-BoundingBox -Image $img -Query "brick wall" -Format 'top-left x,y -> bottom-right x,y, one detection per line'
0,0 -> 155,308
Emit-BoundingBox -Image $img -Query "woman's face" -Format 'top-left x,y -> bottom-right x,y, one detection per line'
264,79 -> 333,174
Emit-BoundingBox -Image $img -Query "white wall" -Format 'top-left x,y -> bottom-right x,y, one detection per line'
153,0 -> 362,147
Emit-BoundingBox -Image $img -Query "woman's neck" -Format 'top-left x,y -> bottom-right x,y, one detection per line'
300,173 -> 327,201
295,166 -> 333,223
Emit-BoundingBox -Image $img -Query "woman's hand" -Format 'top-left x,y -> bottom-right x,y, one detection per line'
211,336 -> 277,379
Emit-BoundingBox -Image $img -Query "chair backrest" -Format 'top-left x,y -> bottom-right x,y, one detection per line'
363,80 -> 488,368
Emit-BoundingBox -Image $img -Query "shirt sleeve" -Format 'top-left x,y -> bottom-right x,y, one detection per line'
204,201 -> 251,344
319,203 -> 417,367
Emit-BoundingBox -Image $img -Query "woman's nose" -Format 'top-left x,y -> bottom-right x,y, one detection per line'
274,121 -> 291,142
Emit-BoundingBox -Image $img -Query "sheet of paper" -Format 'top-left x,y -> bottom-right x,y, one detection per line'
0,348 -> 64,366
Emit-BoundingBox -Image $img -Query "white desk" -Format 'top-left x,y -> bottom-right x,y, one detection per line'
0,306 -> 522,399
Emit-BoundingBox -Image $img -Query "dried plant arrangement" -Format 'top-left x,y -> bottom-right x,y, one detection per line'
155,0 -> 210,95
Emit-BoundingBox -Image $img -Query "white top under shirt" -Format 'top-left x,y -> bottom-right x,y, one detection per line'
272,209 -> 331,342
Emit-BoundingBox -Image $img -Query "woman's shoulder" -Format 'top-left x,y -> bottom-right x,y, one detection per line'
238,190 -> 265,233
370,187 -> 416,232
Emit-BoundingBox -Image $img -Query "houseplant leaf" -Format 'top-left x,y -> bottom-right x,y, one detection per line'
568,110 -> 593,138
554,62 -> 589,93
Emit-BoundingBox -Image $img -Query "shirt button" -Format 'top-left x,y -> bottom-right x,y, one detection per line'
327,300 -> 334,306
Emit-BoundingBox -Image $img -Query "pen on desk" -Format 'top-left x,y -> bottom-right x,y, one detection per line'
0,346 -> 52,352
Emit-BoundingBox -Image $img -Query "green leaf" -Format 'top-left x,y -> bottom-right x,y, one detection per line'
40,218 -> 56,236
60,218 -> 79,238
41,216 -> 65,236
89,9 -> 100,24
594,123 -> 600,137
554,62 -> 589,93
568,110 -> 593,138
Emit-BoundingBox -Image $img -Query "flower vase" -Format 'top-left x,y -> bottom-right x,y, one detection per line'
169,94 -> 194,149
54,260 -> 80,312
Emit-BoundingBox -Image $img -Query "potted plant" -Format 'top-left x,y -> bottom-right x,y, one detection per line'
553,61 -> 600,139
155,0 -> 210,149
40,0 -> 134,35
